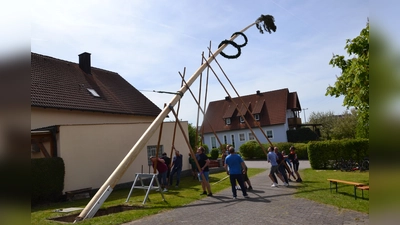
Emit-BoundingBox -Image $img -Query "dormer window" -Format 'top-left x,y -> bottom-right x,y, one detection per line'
254,114 -> 260,121
239,116 -> 245,123
225,118 -> 231,125
87,88 -> 100,97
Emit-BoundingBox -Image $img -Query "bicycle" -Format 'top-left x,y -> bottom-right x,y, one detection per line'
359,157 -> 369,172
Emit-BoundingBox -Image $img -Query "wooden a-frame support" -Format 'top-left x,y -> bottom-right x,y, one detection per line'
74,15 -> 276,222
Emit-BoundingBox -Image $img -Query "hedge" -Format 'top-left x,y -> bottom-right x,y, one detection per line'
32,157 -> 65,205
308,138 -> 369,169
239,141 -> 309,160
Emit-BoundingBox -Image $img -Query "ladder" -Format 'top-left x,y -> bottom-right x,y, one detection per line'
125,173 -> 165,205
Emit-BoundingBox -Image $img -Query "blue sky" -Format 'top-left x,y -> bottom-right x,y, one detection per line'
29,0 -> 370,125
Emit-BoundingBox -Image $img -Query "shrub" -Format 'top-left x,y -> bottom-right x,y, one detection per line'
210,148 -> 219,160
32,157 -> 65,205
308,138 -> 369,169
198,144 -> 209,154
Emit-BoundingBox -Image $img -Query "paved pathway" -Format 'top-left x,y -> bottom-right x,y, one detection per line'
123,160 -> 369,225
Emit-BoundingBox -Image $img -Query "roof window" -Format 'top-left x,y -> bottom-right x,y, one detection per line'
87,88 -> 100,97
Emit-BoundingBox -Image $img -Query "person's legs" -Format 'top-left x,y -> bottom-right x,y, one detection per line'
162,172 -> 168,190
169,167 -> 175,186
198,172 -> 207,194
203,171 -> 212,195
293,162 -> 302,181
192,168 -> 197,179
235,174 -> 248,197
175,169 -> 182,186
269,166 -> 278,186
157,173 -> 163,188
278,165 -> 289,185
229,175 -> 237,197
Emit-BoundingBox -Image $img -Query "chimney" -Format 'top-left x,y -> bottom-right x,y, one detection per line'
79,52 -> 91,74
225,96 -> 230,101
256,90 -> 261,95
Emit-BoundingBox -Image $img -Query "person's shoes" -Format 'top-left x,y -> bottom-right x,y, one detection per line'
163,188 -> 168,192
244,195 -> 250,199
288,178 -> 293,182
271,183 -> 278,187
175,185 -> 179,188
284,182 -> 289,187
233,196 -> 237,199
207,193 -> 213,197
296,178 -> 302,182
201,191 -> 207,195
248,186 -> 253,190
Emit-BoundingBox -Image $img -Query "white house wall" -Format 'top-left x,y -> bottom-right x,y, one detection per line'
58,121 -> 189,193
31,107 -> 155,130
202,124 -> 288,151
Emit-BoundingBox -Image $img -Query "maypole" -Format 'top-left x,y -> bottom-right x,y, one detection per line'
74,14 -> 276,222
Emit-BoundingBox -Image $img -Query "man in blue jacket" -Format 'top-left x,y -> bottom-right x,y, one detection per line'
224,146 -> 249,199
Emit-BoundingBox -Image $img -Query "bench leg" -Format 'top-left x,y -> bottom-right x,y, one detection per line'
354,186 -> 357,200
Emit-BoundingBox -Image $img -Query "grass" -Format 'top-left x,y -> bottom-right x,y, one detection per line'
31,168 -> 265,225
31,168 -> 369,224
295,168 -> 369,214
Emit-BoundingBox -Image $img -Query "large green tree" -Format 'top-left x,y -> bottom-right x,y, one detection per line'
308,111 -> 337,140
331,109 -> 358,140
188,123 -> 200,150
326,21 -> 369,137
309,110 -> 358,140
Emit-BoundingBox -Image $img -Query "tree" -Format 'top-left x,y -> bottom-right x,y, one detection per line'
188,123 -> 200,150
331,109 -> 358,139
326,21 -> 369,138
308,111 -> 337,140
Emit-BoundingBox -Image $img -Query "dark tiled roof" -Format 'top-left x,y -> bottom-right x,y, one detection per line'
202,88 -> 301,133
31,52 -> 161,116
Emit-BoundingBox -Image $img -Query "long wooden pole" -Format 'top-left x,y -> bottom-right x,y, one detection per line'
75,22 -> 257,222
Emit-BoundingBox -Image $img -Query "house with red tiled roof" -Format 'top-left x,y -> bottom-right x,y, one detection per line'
201,89 -> 302,150
31,52 -> 190,193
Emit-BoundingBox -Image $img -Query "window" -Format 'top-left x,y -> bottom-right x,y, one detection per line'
266,130 -> 273,139
223,135 -> 228,144
211,136 -> 217,149
87,88 -> 100,97
231,134 -> 235,147
254,114 -> 260,121
239,116 -> 245,123
225,118 -> 231,125
249,133 -> 255,140
147,145 -> 164,166
239,133 -> 245,142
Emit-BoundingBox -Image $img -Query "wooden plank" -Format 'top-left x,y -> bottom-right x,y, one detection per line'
357,186 -> 369,190
327,179 -> 365,186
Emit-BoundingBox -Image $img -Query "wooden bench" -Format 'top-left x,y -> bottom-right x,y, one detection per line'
208,159 -> 220,168
357,186 -> 369,199
327,179 -> 366,200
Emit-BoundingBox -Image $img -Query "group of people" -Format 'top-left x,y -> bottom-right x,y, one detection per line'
150,144 -> 302,200
149,149 -> 183,192
267,145 -> 302,188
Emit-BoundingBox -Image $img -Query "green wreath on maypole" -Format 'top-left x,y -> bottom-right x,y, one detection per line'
218,14 -> 277,59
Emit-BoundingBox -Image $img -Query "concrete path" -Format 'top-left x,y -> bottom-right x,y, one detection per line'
122,160 -> 369,225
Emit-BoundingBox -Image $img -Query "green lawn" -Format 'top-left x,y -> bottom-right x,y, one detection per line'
295,168 -> 369,213
31,168 -> 265,225
31,168 -> 369,224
